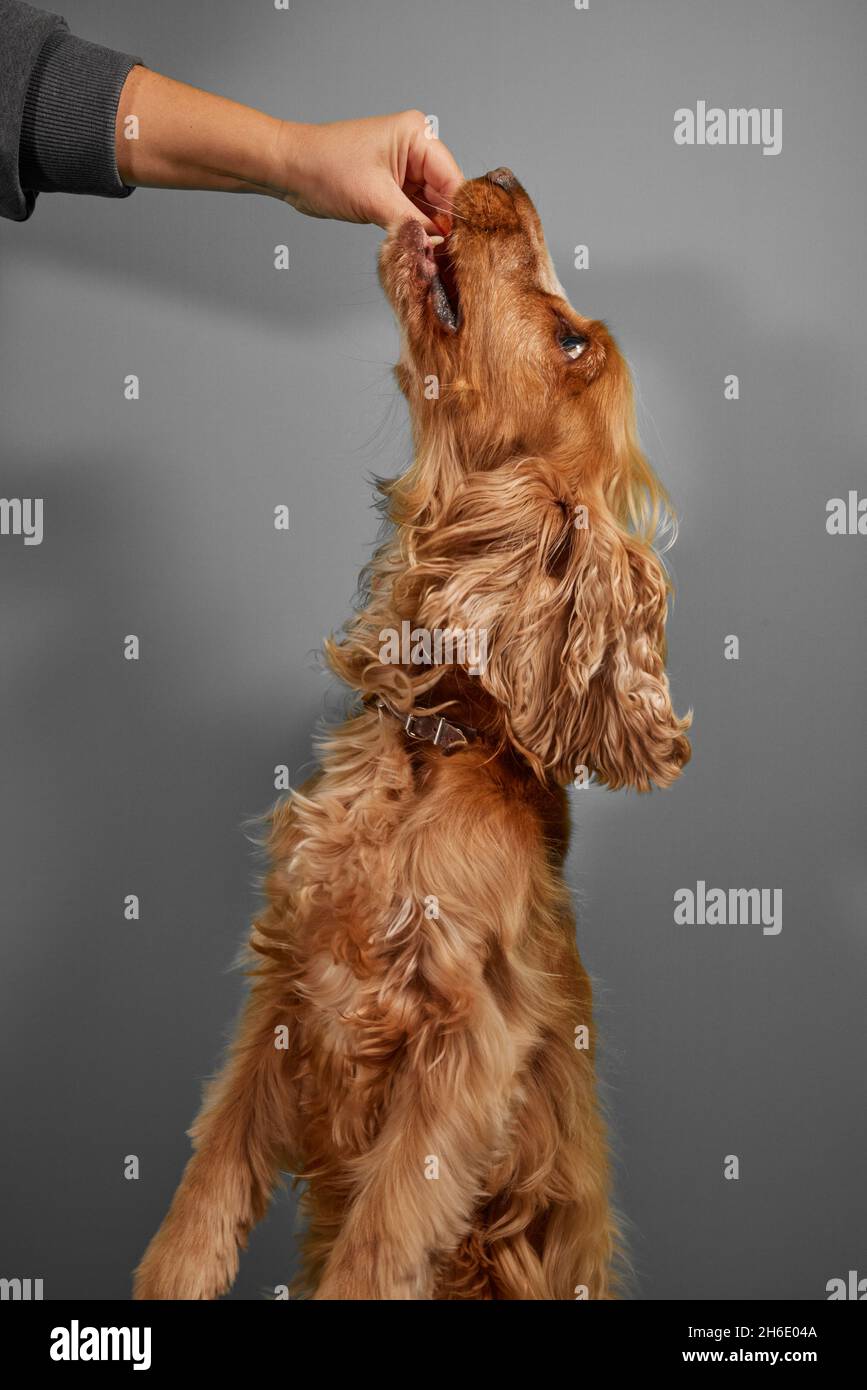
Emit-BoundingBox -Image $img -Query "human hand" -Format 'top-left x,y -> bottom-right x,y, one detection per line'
275,110 -> 463,234
116,71 -> 462,234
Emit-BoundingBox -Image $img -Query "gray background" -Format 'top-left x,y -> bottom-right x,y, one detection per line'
1,0 -> 865,1301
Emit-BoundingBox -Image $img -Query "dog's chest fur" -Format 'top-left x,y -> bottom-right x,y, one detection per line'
254,707 -> 573,1164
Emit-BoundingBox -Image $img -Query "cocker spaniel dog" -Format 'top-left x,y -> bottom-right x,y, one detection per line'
134,169 -> 690,1301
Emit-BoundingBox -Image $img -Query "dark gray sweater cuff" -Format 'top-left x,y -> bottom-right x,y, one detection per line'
19,29 -> 141,206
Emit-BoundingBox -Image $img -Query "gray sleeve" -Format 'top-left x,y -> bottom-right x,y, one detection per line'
1,0 -> 142,222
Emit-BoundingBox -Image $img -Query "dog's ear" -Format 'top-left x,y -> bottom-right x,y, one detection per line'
563,501 -> 692,790
412,458 -> 691,788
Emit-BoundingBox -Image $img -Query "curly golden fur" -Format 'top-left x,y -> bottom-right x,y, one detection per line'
133,170 -> 691,1301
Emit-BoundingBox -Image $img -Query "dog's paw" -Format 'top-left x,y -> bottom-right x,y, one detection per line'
312,1241 -> 431,1301
133,1219 -> 239,1301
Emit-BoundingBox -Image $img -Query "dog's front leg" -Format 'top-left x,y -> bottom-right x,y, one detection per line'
313,989 -> 522,1301
133,982 -> 296,1299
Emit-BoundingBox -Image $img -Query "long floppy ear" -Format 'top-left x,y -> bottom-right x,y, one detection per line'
410,457 -> 691,789
566,500 -> 692,790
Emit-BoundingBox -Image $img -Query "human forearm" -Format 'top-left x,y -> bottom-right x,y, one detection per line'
7,2 -> 462,233
115,68 -> 461,231
114,66 -> 290,198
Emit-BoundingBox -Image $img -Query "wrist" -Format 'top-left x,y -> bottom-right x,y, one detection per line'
263,119 -> 316,205
233,111 -> 295,199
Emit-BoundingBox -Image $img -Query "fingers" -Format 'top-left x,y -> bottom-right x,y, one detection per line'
403,116 -> 464,231
405,126 -> 464,203
287,110 -> 463,234
378,184 -> 441,235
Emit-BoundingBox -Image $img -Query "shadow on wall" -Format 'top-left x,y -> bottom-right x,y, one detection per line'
0,445 -> 320,1297
3,192 -> 385,332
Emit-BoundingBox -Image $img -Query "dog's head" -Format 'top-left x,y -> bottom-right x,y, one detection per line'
367,171 -> 691,790
379,168 -> 633,469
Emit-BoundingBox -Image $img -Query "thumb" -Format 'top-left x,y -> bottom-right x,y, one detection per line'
376,185 -> 440,235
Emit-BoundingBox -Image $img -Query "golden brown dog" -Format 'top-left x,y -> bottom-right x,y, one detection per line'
133,169 -> 690,1301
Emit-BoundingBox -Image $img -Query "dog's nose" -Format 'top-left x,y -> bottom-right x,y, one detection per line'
485,167 -> 517,191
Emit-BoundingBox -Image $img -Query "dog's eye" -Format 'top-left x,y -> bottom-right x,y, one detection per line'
560,334 -> 588,360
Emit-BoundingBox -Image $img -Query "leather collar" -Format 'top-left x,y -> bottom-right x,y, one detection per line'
373,695 -> 477,756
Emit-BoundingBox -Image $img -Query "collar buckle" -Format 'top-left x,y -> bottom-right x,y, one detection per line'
374,697 -> 476,756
